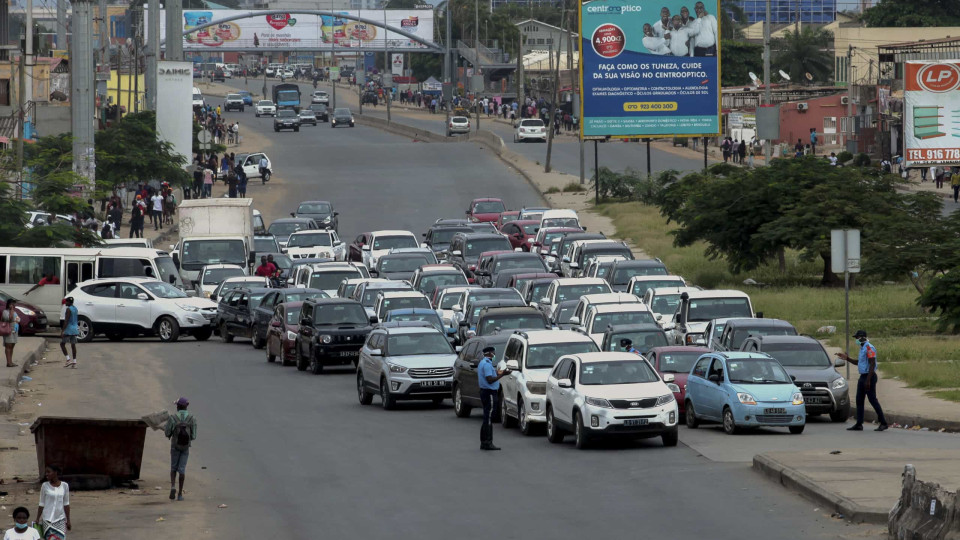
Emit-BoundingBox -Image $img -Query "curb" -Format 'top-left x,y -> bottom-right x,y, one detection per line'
752,453 -> 890,524
0,338 -> 47,413
854,407 -> 960,433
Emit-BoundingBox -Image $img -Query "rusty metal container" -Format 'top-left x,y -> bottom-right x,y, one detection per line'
31,417 -> 147,483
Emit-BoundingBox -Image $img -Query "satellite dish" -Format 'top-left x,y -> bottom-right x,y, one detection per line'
779,69 -> 791,81
748,71 -> 759,84
805,72 -> 814,81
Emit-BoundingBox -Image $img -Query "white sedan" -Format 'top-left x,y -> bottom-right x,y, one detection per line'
256,100 -> 277,117
514,119 -> 547,142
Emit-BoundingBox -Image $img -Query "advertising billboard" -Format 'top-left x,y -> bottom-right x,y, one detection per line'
904,60 -> 960,167
155,61 -> 194,166
579,0 -> 721,138
155,9 -> 434,51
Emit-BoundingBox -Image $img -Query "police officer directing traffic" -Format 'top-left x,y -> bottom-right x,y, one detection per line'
621,338 -> 640,355
836,330 -> 889,432
477,346 -> 510,451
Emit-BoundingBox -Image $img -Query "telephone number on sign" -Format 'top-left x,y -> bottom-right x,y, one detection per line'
907,148 -> 960,160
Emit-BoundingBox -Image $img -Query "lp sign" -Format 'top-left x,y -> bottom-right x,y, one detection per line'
831,229 -> 860,274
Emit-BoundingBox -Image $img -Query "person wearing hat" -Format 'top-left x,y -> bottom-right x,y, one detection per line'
164,397 -> 198,501
620,338 -> 640,355
836,330 -> 888,431
60,297 -> 79,368
477,346 -> 509,451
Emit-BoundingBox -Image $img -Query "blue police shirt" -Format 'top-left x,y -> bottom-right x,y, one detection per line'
857,340 -> 876,375
477,357 -> 499,391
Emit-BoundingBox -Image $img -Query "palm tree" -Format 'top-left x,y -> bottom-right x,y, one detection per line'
771,26 -> 834,83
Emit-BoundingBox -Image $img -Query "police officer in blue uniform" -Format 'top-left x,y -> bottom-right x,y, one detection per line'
477,346 -> 510,451
837,329 -> 888,432
621,338 -> 640,355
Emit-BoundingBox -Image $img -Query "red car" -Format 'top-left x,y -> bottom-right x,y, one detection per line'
466,198 -> 506,223
645,346 -> 711,417
266,301 -> 302,367
496,211 -> 520,229
499,219 -> 540,251
0,290 -> 48,335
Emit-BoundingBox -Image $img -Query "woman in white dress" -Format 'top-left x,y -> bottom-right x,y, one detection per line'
36,466 -> 70,540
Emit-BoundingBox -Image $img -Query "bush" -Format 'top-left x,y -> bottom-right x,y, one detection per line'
837,150 -> 853,164
544,186 -> 561,194
562,181 -> 586,193
854,153 -> 872,167
592,167 -> 661,202
693,269 -> 727,289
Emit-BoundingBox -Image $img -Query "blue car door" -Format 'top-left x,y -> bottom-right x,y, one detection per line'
702,357 -> 727,420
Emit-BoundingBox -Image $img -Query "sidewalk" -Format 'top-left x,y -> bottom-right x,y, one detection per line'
0,337 -> 46,412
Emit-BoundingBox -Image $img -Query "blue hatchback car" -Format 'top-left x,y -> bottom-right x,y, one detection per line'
238,91 -> 254,106
684,352 -> 806,434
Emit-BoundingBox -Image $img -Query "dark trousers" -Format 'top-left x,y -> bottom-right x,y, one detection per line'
953,184 -> 959,203
855,372 -> 887,426
152,209 -> 163,229
694,45 -> 716,57
480,388 -> 497,426
936,175 -> 945,189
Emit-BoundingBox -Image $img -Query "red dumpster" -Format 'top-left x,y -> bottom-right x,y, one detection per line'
31,417 -> 147,485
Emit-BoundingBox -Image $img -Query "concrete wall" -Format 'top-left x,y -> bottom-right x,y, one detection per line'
888,464 -> 960,540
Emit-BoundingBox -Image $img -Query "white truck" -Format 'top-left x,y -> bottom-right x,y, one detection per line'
172,198 -> 255,288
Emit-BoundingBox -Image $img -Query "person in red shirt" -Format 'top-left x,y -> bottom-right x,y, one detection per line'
254,256 -> 277,278
24,272 -> 60,295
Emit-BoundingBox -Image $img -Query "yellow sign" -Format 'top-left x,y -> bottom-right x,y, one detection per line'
52,50 -> 69,59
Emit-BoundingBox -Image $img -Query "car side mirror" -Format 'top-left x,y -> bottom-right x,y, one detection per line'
369,316 -> 378,323
569,262 -> 579,269
271,320 -> 282,327
540,297 -> 551,305
137,293 -> 149,301
557,378 -> 572,388
369,269 -> 379,277
210,294 -> 217,301
790,374 -> 797,382
663,373 -> 675,383
333,212 -> 339,216
568,316 -> 580,325
169,244 -> 176,251
452,250 -> 462,257
455,346 -> 463,353
505,359 -> 520,371
465,210 -> 470,215
707,374 -> 721,383
361,245 -> 371,251
562,257 -> 570,263
369,348 -> 382,356
290,212 -> 296,218
834,357 -> 845,367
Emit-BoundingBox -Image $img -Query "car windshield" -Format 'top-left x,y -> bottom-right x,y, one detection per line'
372,236 -> 418,250
254,237 -> 279,252
300,111 -> 315,117
494,257 -> 547,273
477,314 -> 546,335
650,293 -> 683,315
201,267 -> 244,285
420,274 -> 467,293
268,222 -> 307,239
298,203 -> 331,214
309,270 -> 360,290
285,306 -> 302,324
284,291 -> 327,303
440,291 -> 466,309
314,303 -> 369,325
727,358 -> 793,384
311,105 -> 327,112
387,312 -> 443,330
143,281 -> 187,299
227,94 -> 240,99
657,351 -> 703,373
288,233 -> 333,248
387,332 -> 453,356
464,237 -> 512,257
381,297 -> 431,314
730,326 -> 797,349
181,239 -> 246,270
432,228 -> 471,244
556,283 -> 611,303
519,224 -> 538,235
259,101 -> 274,106
606,330 -> 668,352
469,290 -> 523,305
593,310 -> 656,329
339,284 -> 357,298
591,262 -> 615,278
526,342 -> 597,369
542,218 -> 579,229
687,298 -> 753,322
379,255 -> 431,273
472,201 -> 505,214
579,360 -> 660,385
334,108 -> 351,115
529,282 -> 553,303
520,120 -> 544,127
762,342 -> 831,367
452,116 -> 469,123
612,265 -> 668,285
361,285 -> 409,306
555,304 -> 577,323
269,255 -> 292,270
543,232 -> 568,250
277,110 -> 296,117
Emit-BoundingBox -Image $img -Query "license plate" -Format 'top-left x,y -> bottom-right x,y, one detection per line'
338,350 -> 359,357
623,418 -> 649,427
805,397 -> 822,404
419,380 -> 446,387
764,408 -> 786,414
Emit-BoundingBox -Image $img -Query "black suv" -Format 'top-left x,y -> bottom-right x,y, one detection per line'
308,103 -> 329,122
474,306 -> 550,337
605,259 -> 668,292
215,287 -> 273,343
451,333 -> 511,419
422,224 -> 472,254
457,298 -> 526,345
251,287 -> 325,348
296,298 -> 375,374
274,109 -> 301,132
474,252 -> 548,288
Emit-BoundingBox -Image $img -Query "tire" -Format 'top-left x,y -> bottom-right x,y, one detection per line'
453,385 -> 472,418
262,171 -> 271,183
829,408 -> 849,423
500,392 -> 517,428
546,406 -> 564,443
156,316 -> 180,343
252,332 -> 265,349
722,407 -> 739,435
294,127 -> 300,132
310,349 -> 324,374
661,427 -> 679,447
106,333 -> 124,342
76,316 -> 94,342
219,323 -> 234,343
518,397 -> 535,436
240,107 -> 244,112
574,411 -> 590,449
789,425 -> 805,434
357,372 -> 373,405
685,401 -> 700,428
380,377 -> 396,410
273,128 -> 279,132
193,328 -> 212,341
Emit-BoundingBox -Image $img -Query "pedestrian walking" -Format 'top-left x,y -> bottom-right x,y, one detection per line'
150,190 -> 164,230
809,128 -> 818,155
60,298 -> 78,368
943,166 -> 953,192
37,465 -> 71,539
236,165 -> 248,197
477,346 -> 510,451
227,169 -> 238,198
721,138 -> 731,162
5,507 -> 41,540
129,196 -> 145,238
164,397 -> 197,501
2,300 -> 20,367
952,168 -> 960,203
836,330 -> 888,432
737,140 -> 747,164
936,166 -> 945,189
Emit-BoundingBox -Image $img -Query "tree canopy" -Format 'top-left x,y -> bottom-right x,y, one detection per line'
771,26 -> 834,83
720,40 -> 763,87
861,0 -> 960,26
95,111 -> 190,193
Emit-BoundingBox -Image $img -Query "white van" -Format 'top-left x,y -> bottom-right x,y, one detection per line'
192,87 -> 204,108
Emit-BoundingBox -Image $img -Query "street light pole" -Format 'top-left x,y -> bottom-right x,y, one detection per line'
762,0 -> 772,164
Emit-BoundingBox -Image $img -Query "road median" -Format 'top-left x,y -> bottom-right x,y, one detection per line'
0,337 -> 47,412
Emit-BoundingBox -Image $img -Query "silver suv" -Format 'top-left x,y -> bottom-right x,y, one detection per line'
224,93 -> 244,112
356,322 -> 458,410
273,109 -> 301,132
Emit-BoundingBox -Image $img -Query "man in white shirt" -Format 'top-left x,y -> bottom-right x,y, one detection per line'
652,7 -> 671,38
691,1 -> 718,57
642,23 -> 670,55
150,191 -> 164,231
665,15 -> 697,58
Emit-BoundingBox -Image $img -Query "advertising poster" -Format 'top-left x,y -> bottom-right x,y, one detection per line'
579,0 -> 721,138
155,9 -> 434,51
903,60 -> 960,167
392,53 -> 404,76
155,61 -> 194,166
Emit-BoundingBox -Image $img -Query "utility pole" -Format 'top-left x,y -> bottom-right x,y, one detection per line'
165,0 -> 184,61
25,0 -> 32,106
55,0 -> 66,50
762,0 -> 772,164
845,44 -> 853,148
15,31 -> 26,199
444,0 -> 451,118
116,45 -> 123,122
383,3 -> 391,124
99,0 -> 107,70
71,0 -> 97,187
145,0 -> 160,110
544,5 -> 566,173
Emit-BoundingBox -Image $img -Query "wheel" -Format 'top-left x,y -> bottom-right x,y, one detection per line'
574,412 -> 590,449
262,171 -> 271,182
157,316 -> 180,343
106,333 -> 124,342
193,328 -> 212,341
447,131 -> 451,137
252,332 -> 265,349
219,323 -> 234,343
240,107 -> 244,112
685,401 -> 700,428
518,397 -> 535,436
357,372 -> 373,405
350,123 -> 354,127
453,385 -> 472,418
789,425 -> 805,434
295,342 -> 308,371
500,392 -> 517,428
294,127 -> 300,132
722,407 -> 739,435
661,427 -> 679,447
256,113 -> 260,117
273,127 -> 279,132
76,316 -> 94,342
380,378 -> 396,410
310,349 -> 324,374
546,406 -> 564,443
829,408 -> 849,422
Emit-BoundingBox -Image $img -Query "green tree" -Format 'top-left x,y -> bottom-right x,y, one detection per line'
719,0 -> 746,39
920,271 -> 960,333
720,40 -> 763,86
861,0 -> 960,26
95,111 -> 190,193
771,26 -> 834,83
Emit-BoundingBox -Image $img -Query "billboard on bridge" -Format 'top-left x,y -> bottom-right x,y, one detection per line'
904,60 -> 960,167
154,9 -> 435,51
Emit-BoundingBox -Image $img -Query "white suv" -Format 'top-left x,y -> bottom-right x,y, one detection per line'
69,278 -> 217,343
285,229 -> 345,260
545,352 -> 679,449
578,303 -> 657,346
499,330 -> 599,435
535,277 -> 612,319
311,90 -> 330,104
256,100 -> 277,117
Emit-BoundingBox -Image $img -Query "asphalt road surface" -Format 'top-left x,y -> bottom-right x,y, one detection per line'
152,108 -> 897,538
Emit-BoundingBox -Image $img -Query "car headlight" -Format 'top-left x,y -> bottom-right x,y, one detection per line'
323,216 -> 332,223
792,392 -> 805,406
737,392 -> 757,405
656,393 -> 676,406
685,333 -> 704,345
320,334 -> 332,344
525,381 -> 546,395
286,331 -> 298,340
666,383 -> 681,394
176,303 -> 199,312
203,291 -> 211,298
387,362 -> 407,373
15,307 -> 35,316
832,377 -> 847,389
585,396 -> 612,408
